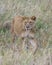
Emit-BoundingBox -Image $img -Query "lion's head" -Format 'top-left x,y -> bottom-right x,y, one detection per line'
23,16 -> 36,31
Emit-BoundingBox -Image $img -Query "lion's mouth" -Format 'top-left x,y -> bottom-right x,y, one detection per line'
25,26 -> 32,30
24,22 -> 33,31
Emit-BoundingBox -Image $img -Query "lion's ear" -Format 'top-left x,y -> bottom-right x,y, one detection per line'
31,16 -> 36,20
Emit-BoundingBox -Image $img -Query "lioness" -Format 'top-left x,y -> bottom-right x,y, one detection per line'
11,16 -> 36,42
11,16 -> 37,53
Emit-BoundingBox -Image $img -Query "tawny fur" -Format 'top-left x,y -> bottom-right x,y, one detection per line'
11,16 -> 38,54
11,16 -> 36,42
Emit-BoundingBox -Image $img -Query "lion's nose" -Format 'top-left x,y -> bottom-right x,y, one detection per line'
26,23 -> 30,28
26,25 -> 29,28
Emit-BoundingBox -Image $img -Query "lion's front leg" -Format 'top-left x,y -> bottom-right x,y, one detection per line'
29,39 -> 38,54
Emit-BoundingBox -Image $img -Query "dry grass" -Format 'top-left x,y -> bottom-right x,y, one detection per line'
0,0 -> 52,65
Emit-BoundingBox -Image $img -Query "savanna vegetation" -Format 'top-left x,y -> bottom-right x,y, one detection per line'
0,0 -> 52,65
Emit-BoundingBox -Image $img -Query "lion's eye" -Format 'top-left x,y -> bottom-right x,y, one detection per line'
25,22 -> 27,25
30,21 -> 32,23
30,21 -> 32,24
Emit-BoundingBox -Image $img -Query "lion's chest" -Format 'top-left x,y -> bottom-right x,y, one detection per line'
21,31 -> 34,39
